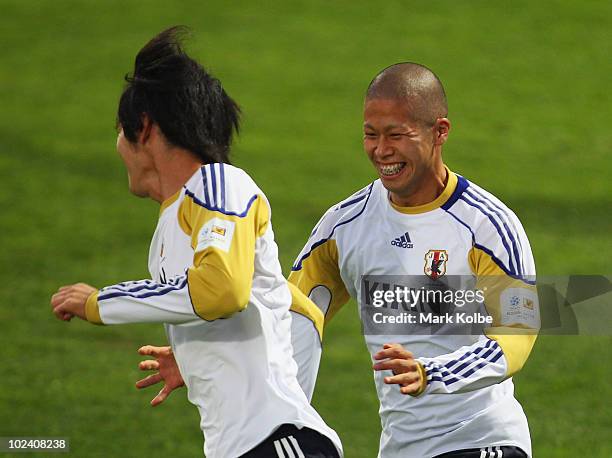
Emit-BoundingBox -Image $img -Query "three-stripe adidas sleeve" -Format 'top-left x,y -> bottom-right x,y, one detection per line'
85,166 -> 267,325
85,275 -> 198,324
416,209 -> 539,395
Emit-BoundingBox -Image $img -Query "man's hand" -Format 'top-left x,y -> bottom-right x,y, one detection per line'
136,345 -> 185,407
50,283 -> 97,321
373,343 -> 424,395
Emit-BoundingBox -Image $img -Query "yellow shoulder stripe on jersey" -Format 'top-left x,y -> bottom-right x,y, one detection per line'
390,167 -> 458,214
185,194 -> 269,321
288,238 -> 350,325
85,291 -> 103,325
469,246 -> 538,377
177,194 -> 194,236
287,282 -> 324,340
159,188 -> 182,216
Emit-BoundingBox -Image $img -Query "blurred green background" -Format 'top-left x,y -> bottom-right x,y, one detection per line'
1,0 -> 610,456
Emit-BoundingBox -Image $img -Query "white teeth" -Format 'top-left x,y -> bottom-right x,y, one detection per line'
380,163 -> 405,176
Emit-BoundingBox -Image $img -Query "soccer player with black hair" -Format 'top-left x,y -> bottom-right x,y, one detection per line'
50,26 -> 341,458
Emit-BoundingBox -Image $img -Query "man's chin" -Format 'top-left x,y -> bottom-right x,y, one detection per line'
380,176 -> 410,194
128,186 -> 148,198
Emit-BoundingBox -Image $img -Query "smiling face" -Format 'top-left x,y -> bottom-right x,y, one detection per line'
363,97 -> 449,206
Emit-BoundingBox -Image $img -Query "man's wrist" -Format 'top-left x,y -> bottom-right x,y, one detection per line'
409,362 -> 428,397
85,291 -> 103,325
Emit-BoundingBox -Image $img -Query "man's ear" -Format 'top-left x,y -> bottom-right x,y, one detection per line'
137,114 -> 154,145
434,118 -> 451,146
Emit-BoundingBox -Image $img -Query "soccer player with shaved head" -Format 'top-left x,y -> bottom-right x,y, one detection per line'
50,27 -> 342,458
288,62 -> 539,457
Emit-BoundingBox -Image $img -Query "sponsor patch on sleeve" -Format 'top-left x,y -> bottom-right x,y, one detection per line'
500,287 -> 540,328
196,218 -> 235,253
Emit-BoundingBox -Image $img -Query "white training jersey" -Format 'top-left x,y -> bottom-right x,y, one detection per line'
85,164 -> 340,458
289,169 -> 539,458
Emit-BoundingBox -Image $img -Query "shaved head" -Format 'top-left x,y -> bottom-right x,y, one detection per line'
366,62 -> 448,125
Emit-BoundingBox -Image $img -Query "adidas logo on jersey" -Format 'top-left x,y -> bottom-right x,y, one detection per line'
391,232 -> 413,249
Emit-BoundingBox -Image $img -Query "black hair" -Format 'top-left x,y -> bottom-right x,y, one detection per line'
117,26 -> 240,164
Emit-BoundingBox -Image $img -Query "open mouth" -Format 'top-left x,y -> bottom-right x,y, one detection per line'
378,162 -> 406,177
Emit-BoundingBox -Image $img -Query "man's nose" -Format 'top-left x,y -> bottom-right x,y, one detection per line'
374,136 -> 392,157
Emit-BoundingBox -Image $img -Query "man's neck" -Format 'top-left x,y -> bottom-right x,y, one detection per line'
390,163 -> 448,208
152,149 -> 204,204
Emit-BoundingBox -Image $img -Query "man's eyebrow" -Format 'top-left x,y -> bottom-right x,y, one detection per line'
363,122 -> 410,131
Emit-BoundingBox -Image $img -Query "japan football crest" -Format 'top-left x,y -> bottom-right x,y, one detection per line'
424,250 -> 448,280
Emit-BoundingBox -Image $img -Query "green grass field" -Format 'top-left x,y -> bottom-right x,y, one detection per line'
1,0 -> 610,456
